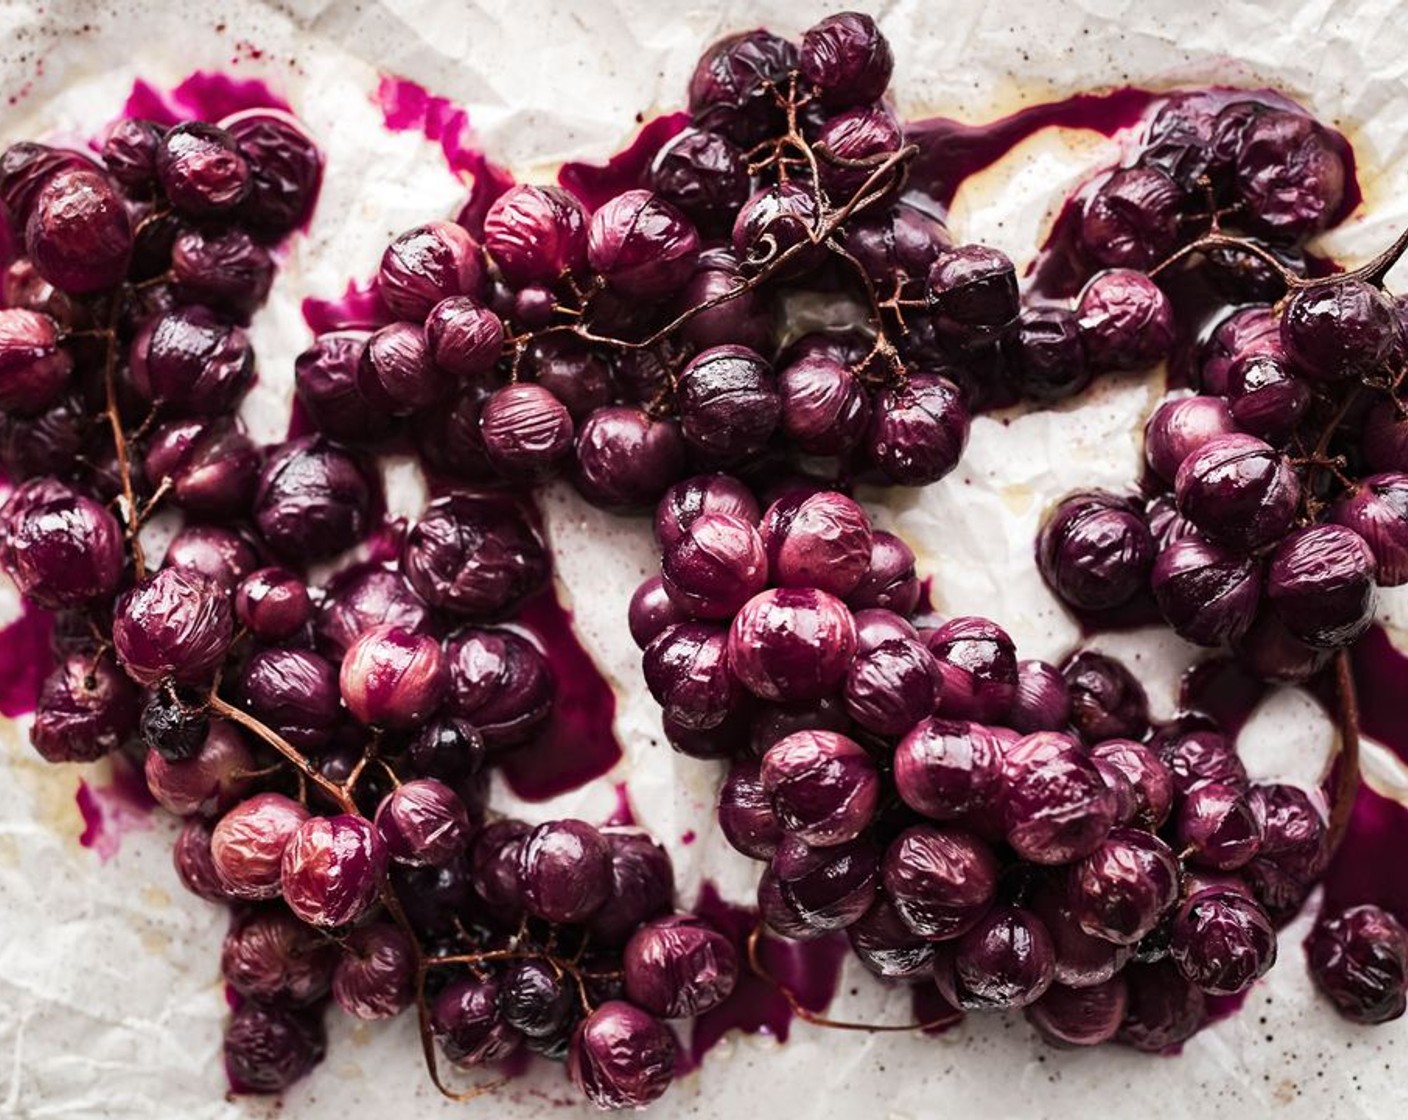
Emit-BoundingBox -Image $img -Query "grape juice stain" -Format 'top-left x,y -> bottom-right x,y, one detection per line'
1178,657 -> 1268,739
558,112 -> 690,211
300,278 -> 391,337
605,781 -> 636,827
122,71 -> 292,125
687,882 -> 848,1066
0,604 -> 53,717
76,753 -> 155,862
1348,624 -> 1408,765
374,75 -> 514,237
496,586 -> 624,802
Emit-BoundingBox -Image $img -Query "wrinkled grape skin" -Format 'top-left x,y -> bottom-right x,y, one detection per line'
143,720 -> 253,817
676,345 -> 780,464
1027,977 -> 1129,1047
0,307 -> 71,414
402,493 -> 549,619
800,11 -> 893,106
893,718 -> 1004,821
1169,888 -> 1277,996
1331,473 -> 1408,587
844,637 -> 943,736
173,817 -> 231,902
573,406 -> 687,510
588,189 -> 700,300
1001,732 -> 1117,865
848,896 -> 936,979
1080,166 -> 1183,271
3,485 -> 124,610
221,908 -> 336,1006
934,905 -> 1056,1011
728,588 -> 858,703
1306,905 -> 1408,1025
866,373 -> 970,486
374,779 -> 471,868
1117,960 -> 1207,1052
224,1002 -> 326,1094
281,814 -> 388,928
643,622 -> 741,733
1090,739 -> 1174,829
143,417 -> 260,519
445,627 -> 554,747
113,568 -> 233,687
211,793 -> 311,901
760,491 -> 873,598
30,652 -> 139,764
568,1000 -> 678,1110
1175,434 -> 1299,553
624,913 -> 739,1018
589,826 -> 676,946
1266,524 -> 1377,649
761,730 -> 879,847
1029,879 -> 1131,989
718,760 -> 783,861
848,531 -> 921,616
518,819 -> 613,925
315,564 -> 431,659
661,512 -> 767,620
432,974 -> 522,1067
240,647 -> 341,751
1144,395 -> 1238,483
882,825 -> 998,940
926,616 -> 1017,724
1009,660 -> 1072,735
1235,109 -> 1345,239
26,168 -> 133,293
1037,491 -> 1154,613
484,184 -> 588,287
377,220 -> 483,321
772,833 -> 880,932
1076,269 -> 1174,372
655,474 -> 760,552
332,923 -> 416,1020
1067,828 -> 1181,946
1151,537 -> 1261,647
339,624 -> 447,730
1064,651 -> 1150,743
254,439 -> 373,562
1177,782 -> 1264,870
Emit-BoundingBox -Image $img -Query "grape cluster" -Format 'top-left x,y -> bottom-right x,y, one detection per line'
1029,94 -> 1408,1022
294,11 -> 987,508
632,475 -> 1338,1048
0,105 -> 744,1111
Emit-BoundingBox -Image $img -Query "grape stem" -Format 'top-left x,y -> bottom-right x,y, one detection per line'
97,302 -> 147,582
1327,649 -> 1361,854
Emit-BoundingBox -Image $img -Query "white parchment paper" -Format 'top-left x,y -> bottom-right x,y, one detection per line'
3,1 -> 1408,1117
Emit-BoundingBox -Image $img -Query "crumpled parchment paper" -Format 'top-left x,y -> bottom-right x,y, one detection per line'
2,0 -> 1408,1117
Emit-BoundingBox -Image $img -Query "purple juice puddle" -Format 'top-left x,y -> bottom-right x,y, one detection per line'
1321,782 -> 1408,920
688,881 -> 848,1066
605,781 -> 636,827
1349,624 -> 1408,765
374,75 -> 514,237
558,112 -> 691,211
0,604 -> 53,717
1177,657 -> 1267,738
76,752 -> 156,862
1203,989 -> 1252,1026
122,71 -> 292,125
301,278 -> 392,336
497,586 -> 623,801
1072,591 -> 1165,638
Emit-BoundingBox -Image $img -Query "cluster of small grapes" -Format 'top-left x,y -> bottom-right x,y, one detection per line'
0,106 -> 746,1110
1033,94 -> 1408,1025
631,472 -> 1344,1048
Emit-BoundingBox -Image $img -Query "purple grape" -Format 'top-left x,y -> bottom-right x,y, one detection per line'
1177,781 -> 1263,870
1244,782 -> 1328,922
1226,351 -> 1310,442
772,833 -> 879,931
315,565 -> 430,659
377,220 -> 483,320
649,131 -> 750,237
338,624 -> 447,730
1027,977 -> 1129,1047
211,793 -> 310,900
224,1002 -> 325,1094
688,29 -> 797,145
574,406 -> 687,509
654,473 -> 759,551
893,718 -> 1004,820
568,1001 -> 677,1110
1029,878 -> 1132,989
1330,473 -> 1408,586
843,637 -> 942,736
675,251 -> 775,352
169,227 -> 274,318
1362,397 -> 1408,473
718,759 -> 783,861
293,331 -> 389,444
1063,651 -> 1149,743
1,483 -> 123,610
281,814 -> 388,927
113,568 -> 232,687
1080,166 -> 1183,270
628,576 -> 688,649
445,628 -> 553,747
484,184 -> 588,286
848,896 -> 935,979
588,189 -> 699,300
332,923 -> 415,1020
643,622 -> 742,732
777,353 -> 871,456
1151,537 -> 1262,647
1076,269 -> 1174,372
1306,905 -> 1408,1025
223,109 -> 323,239
1037,490 -> 1154,612
1169,886 -> 1277,995
1067,827 -> 1180,945
750,695 -> 852,753
1234,109 -> 1345,238
479,383 -> 575,480
425,296 -> 504,381
761,729 -> 879,846
374,779 -> 470,868
867,373 -> 970,486
356,321 -> 444,415
1266,524 -> 1377,649
847,531 -> 921,615
926,244 -> 1019,344
676,345 -> 780,463
254,438 -> 372,562
800,12 -> 893,106
222,907 -> 335,1006
173,817 -> 231,901
934,904 -> 1056,1010
1001,731 -> 1117,864
760,491 -> 873,598
731,182 -> 821,277
432,974 -> 521,1067
497,958 -> 576,1039
728,588 -> 858,703
1116,959 -> 1207,1052
235,568 -> 312,643
518,819 -> 613,924
1154,723 -> 1248,797
156,121 -> 250,215
143,721 -> 252,816
0,308 -> 71,414
143,417 -> 260,519
408,716 -> 486,783
624,913 -> 739,1018
1200,304 -> 1280,396
882,825 -> 997,939
1007,304 -> 1091,401
816,105 -> 903,197
1144,395 -> 1237,484
926,616 -> 1017,723
1089,739 -> 1174,828
1009,660 -> 1072,734
25,167 -> 132,293
239,647 -> 340,750
30,651 -> 139,764
588,826 -> 675,945
402,493 -> 548,618
661,512 -> 767,619
162,524 -> 259,594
